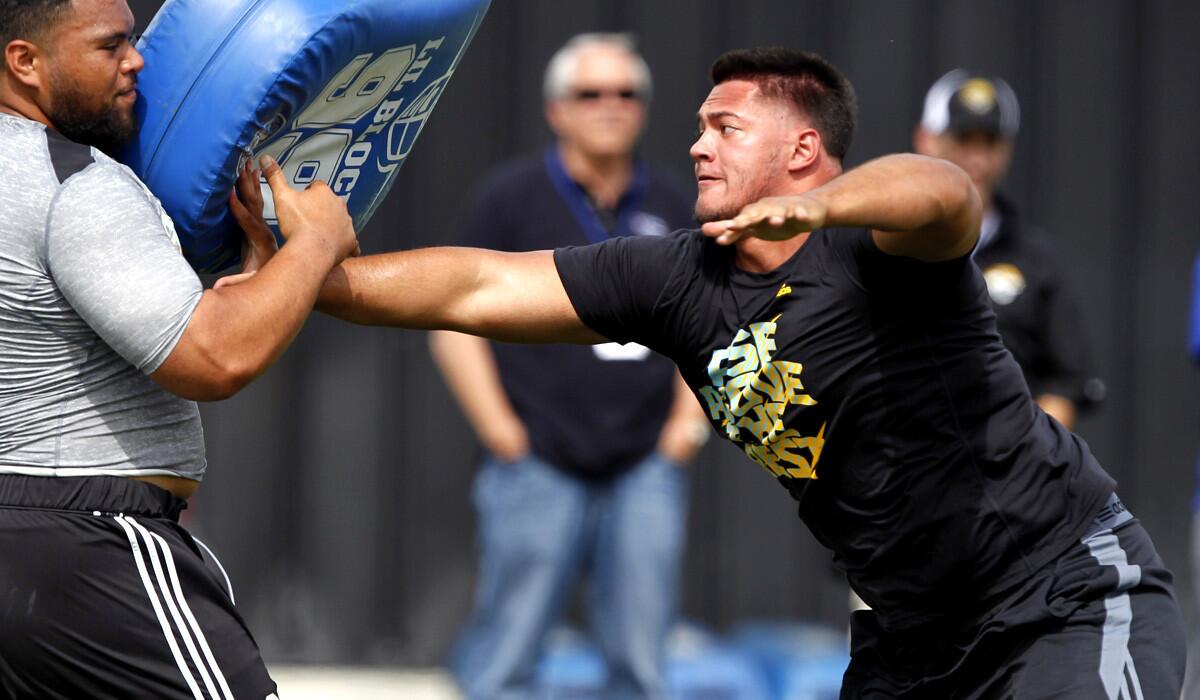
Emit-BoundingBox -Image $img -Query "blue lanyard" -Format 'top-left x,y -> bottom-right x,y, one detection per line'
543,146 -> 649,245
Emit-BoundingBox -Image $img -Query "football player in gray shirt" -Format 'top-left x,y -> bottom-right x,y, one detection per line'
0,0 -> 358,697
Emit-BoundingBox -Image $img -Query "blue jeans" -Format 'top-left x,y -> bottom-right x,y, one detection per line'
450,452 -> 689,700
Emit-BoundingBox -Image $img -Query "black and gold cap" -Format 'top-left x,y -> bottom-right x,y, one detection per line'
920,69 -> 1020,138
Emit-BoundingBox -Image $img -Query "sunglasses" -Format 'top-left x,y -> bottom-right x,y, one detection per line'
569,88 -> 642,102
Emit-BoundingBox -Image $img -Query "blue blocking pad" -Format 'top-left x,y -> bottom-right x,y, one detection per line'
120,0 -> 491,272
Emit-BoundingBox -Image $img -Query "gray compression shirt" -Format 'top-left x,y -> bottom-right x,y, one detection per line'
0,113 -> 206,480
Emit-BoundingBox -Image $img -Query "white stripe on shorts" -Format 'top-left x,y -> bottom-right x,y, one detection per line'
114,515 -> 204,700
125,517 -> 236,700
123,517 -> 223,700
1085,528 -> 1144,700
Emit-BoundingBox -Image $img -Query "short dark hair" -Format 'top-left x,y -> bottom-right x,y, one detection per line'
710,47 -> 857,160
0,0 -> 73,48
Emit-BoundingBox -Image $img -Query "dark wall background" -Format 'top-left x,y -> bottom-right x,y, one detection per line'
126,0 -> 1200,665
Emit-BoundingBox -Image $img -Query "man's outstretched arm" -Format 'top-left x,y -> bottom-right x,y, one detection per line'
703,153 -> 982,262
317,248 -> 606,344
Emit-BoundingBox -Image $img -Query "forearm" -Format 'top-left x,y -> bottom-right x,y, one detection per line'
815,154 -> 981,260
318,248 -> 603,343
318,247 -> 485,327
156,236 -> 337,400
214,235 -> 336,352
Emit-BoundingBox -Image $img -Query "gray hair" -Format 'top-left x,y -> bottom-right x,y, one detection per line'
542,33 -> 653,102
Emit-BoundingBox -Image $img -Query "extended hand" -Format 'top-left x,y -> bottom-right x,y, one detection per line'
260,155 -> 360,263
701,195 -> 828,245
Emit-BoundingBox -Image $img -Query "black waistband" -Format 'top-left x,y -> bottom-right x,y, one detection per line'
0,475 -> 187,521
1081,492 -> 1133,540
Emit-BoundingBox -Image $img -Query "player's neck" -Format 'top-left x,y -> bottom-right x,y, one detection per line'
734,234 -> 810,274
557,143 -> 633,210
0,88 -> 52,128
729,162 -> 837,273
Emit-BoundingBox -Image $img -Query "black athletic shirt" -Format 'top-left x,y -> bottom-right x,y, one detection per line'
457,151 -> 693,478
554,228 -> 1115,630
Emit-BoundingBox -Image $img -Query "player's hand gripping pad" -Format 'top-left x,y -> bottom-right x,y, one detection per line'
120,0 -> 490,272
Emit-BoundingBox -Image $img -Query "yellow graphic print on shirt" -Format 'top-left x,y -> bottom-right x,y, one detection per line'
699,315 -> 826,480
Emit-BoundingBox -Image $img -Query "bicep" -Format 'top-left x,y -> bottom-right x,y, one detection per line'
871,225 -> 978,262
147,288 -> 235,400
325,247 -> 607,343
870,175 -> 982,262
466,250 -> 606,344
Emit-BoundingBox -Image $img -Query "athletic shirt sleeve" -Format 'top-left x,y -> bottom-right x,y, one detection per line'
46,162 -> 203,374
827,226 -> 976,301
553,232 -> 690,350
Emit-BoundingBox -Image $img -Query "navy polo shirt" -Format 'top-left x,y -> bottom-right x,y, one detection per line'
455,149 -> 695,478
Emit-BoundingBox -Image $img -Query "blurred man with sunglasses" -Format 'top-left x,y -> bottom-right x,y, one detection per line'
431,33 -> 705,700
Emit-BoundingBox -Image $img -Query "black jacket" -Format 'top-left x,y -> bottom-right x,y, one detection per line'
974,195 -> 1105,408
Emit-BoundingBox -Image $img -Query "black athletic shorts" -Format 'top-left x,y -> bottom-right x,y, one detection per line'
0,475 -> 278,700
841,494 -> 1185,699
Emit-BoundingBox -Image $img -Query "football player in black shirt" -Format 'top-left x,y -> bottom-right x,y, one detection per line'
243,47 -> 1184,698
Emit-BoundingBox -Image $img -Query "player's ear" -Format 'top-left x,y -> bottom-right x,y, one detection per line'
787,127 -> 821,173
5,39 -> 48,91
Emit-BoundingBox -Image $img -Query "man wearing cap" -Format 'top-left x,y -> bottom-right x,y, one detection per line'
914,69 -> 1104,430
